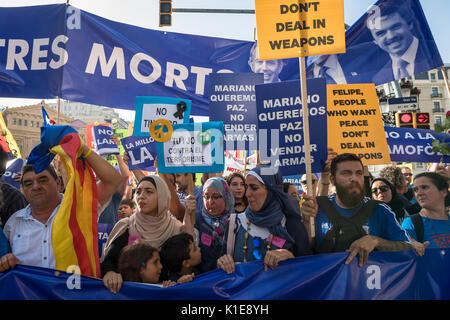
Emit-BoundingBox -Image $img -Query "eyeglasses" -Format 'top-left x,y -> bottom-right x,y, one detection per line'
253,238 -> 263,260
371,185 -> 390,194
300,179 -> 317,185
203,194 -> 223,201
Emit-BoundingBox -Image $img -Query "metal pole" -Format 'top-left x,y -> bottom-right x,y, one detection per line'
441,66 -> 450,105
172,8 -> 255,14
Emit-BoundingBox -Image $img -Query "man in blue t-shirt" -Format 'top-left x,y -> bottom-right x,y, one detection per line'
301,153 -> 413,267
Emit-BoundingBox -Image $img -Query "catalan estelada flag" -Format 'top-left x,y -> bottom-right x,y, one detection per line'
0,113 -> 21,159
28,126 -> 100,277
42,106 -> 56,126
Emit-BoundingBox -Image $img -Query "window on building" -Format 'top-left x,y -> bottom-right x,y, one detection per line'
433,101 -> 441,111
431,87 -> 439,97
430,73 -> 436,81
13,118 -> 16,125
435,116 -> 442,126
415,72 -> 429,80
18,119 -> 22,125
24,120 -> 27,126
30,121 -> 33,127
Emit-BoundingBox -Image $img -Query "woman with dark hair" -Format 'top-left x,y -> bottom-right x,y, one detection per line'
402,172 -> 450,252
101,175 -> 196,293
226,172 -> 248,213
217,165 -> 311,274
371,177 -> 409,224
195,177 -> 234,273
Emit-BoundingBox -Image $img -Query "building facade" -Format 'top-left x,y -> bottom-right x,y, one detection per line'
377,64 -> 450,129
2,102 -> 74,158
47,100 -> 129,130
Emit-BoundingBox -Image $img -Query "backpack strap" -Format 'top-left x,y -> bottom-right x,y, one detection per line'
316,196 -> 346,225
316,197 -> 378,253
410,214 -> 424,243
350,199 -> 380,227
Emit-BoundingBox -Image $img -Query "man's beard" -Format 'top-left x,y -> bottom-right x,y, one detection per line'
335,181 -> 365,208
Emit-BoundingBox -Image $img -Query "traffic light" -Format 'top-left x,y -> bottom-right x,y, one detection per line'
159,0 -> 172,26
414,112 -> 430,129
395,112 -> 414,128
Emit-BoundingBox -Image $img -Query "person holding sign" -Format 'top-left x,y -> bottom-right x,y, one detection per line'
101,175 -> 196,294
195,177 -> 234,274
402,172 -> 450,252
301,153 -> 414,267
217,165 -> 311,274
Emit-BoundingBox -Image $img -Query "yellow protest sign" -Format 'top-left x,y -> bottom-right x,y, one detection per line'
254,0 -> 345,60
327,84 -> 391,165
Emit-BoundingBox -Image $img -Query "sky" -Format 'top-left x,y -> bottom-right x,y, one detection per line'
0,0 -> 448,122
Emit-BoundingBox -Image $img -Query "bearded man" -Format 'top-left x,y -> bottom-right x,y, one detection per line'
301,153 -> 415,266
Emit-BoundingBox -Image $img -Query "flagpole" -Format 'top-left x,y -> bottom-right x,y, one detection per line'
299,56 -> 315,239
441,66 -> 450,105
57,97 -> 61,124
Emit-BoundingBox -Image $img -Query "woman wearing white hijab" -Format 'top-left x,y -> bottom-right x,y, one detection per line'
101,175 -> 195,293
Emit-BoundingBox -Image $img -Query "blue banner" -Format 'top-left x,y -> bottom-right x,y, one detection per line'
156,122 -> 224,174
0,1 -> 442,116
208,73 -> 263,151
62,7 -> 298,116
385,126 -> 450,163
0,4 -> 299,116
306,0 -> 443,86
1,249 -> 449,300
121,136 -> 156,171
0,4 -> 66,99
2,158 -> 24,189
255,78 -> 328,176
92,125 -> 119,157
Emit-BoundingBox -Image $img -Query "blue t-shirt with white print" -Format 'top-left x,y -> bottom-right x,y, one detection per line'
315,194 -> 410,249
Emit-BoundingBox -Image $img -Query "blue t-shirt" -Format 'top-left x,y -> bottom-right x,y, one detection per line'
402,215 -> 450,248
315,195 -> 410,249
0,226 -> 9,256
98,192 -> 122,225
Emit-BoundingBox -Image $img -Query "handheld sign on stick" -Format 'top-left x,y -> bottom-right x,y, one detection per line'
254,0 -> 346,238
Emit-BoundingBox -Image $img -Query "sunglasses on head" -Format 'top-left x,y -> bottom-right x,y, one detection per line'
371,185 -> 390,194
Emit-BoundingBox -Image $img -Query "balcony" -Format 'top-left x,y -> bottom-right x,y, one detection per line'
431,93 -> 443,98
432,108 -> 445,113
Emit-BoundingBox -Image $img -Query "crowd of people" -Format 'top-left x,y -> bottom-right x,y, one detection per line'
0,134 -> 449,295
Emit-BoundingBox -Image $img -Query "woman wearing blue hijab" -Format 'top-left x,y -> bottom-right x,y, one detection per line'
194,176 -> 235,273
217,165 -> 311,273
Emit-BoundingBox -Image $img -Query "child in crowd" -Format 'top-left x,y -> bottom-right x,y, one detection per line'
118,199 -> 135,220
118,241 -> 191,288
160,233 -> 202,282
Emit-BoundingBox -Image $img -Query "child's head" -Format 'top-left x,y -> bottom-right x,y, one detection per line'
160,233 -> 201,278
118,199 -> 135,219
118,242 -> 162,284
